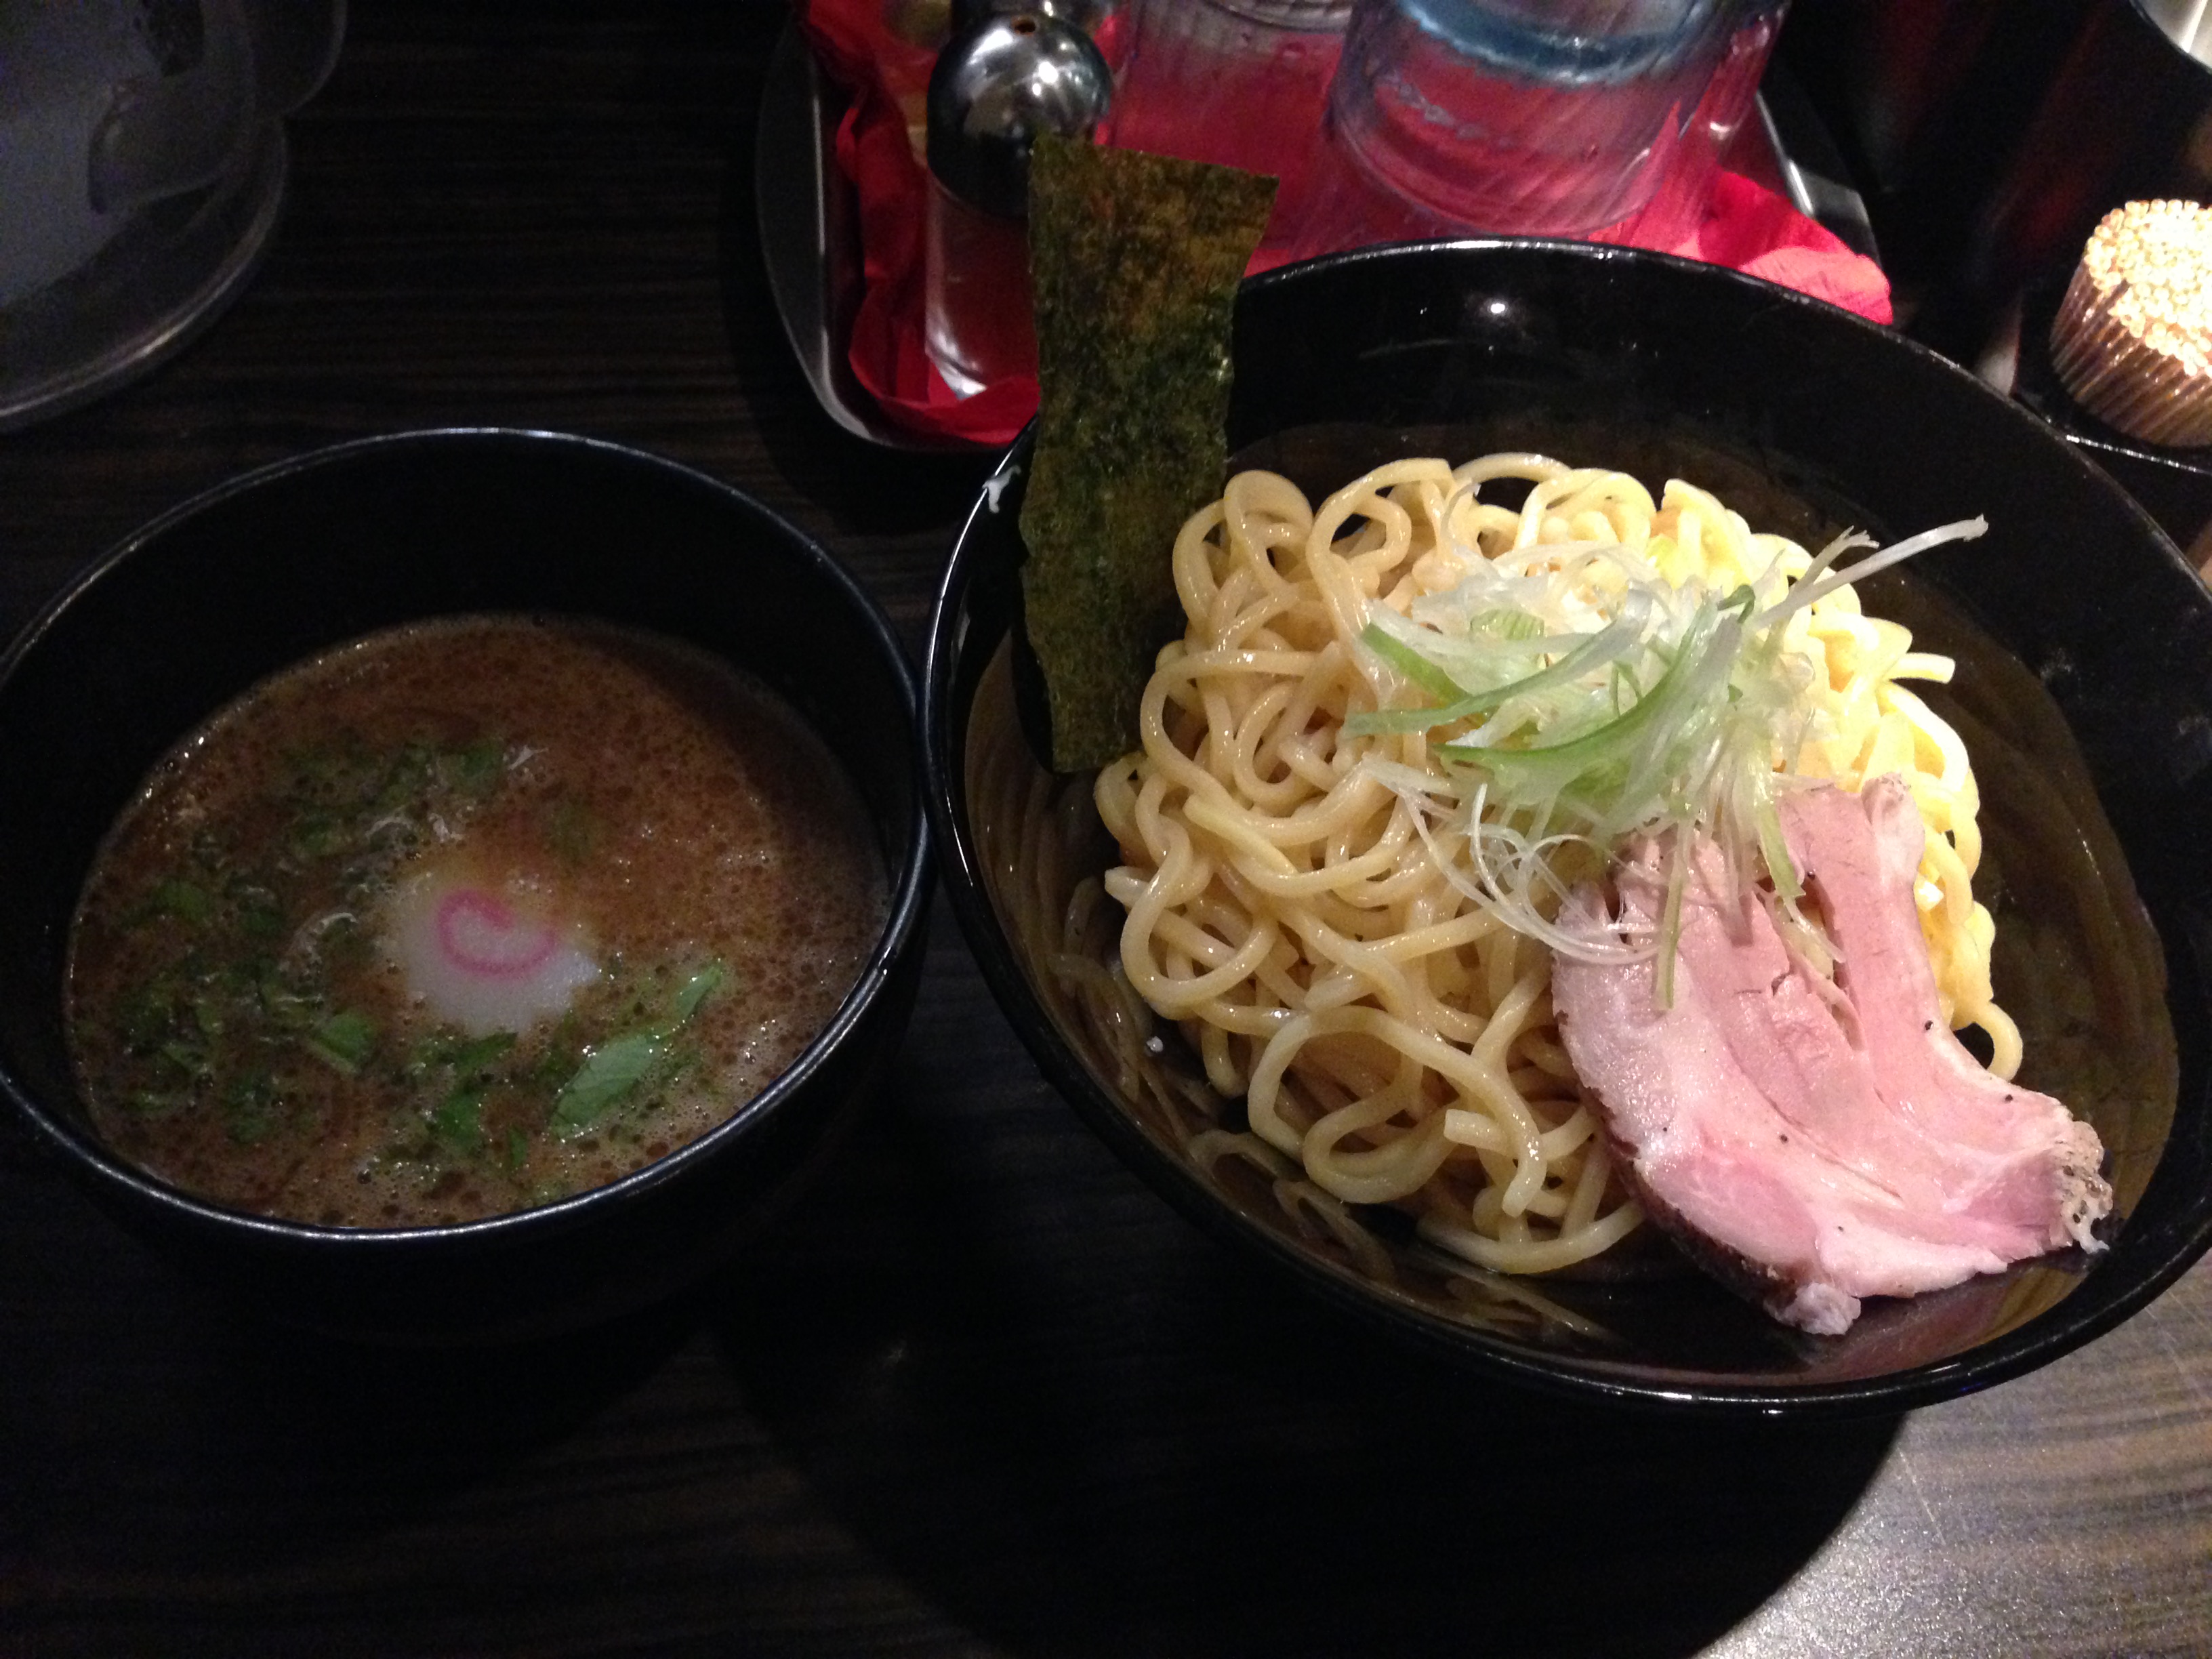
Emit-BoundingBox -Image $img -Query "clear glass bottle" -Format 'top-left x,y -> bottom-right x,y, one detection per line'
1280,0 -> 1785,260
923,12 -> 1113,396
1605,0 -> 1788,249
1105,0 -> 1352,178
924,186 -> 1040,395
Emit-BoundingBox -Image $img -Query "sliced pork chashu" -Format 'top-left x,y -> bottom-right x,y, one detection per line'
1551,775 -> 2112,1336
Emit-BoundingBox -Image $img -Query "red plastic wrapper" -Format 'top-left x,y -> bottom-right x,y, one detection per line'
795,0 -> 1893,449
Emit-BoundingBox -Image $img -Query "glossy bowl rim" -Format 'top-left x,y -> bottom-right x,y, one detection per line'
921,237 -> 2212,1416
0,425 -> 935,1256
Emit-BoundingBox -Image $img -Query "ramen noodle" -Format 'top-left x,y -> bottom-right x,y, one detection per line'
1094,454 -> 2004,1275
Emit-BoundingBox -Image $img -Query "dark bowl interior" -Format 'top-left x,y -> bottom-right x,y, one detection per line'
0,429 -> 932,1343
924,240 -> 2212,1414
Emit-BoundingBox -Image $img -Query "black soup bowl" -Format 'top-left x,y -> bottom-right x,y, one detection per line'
0,429 -> 932,1343
924,240 -> 2212,1414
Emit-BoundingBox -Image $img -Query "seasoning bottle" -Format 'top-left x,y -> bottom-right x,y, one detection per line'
924,12 -> 1113,396
1279,0 -> 1781,259
1106,0 -> 1351,180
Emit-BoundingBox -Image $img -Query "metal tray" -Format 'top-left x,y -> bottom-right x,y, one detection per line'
754,24 -> 1880,455
754,23 -> 979,453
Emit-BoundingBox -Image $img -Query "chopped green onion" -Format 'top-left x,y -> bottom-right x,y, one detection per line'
430,1087 -> 485,1150
431,1029 -> 517,1078
457,737 -> 506,792
1349,613 -> 1647,737
304,1008 -> 377,1074
550,1031 -> 661,1136
158,1038 -> 211,1078
1360,625 -> 1462,702
670,962 -> 727,1025
547,960 -> 728,1138
222,1073 -> 282,1144
152,880 -> 213,924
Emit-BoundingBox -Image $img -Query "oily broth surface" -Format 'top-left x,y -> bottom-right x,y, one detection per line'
66,616 -> 886,1227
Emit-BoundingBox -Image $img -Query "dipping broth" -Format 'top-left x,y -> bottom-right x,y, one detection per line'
64,616 -> 886,1228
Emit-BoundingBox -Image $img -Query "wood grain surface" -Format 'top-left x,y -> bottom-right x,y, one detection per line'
1,5 -> 2207,1656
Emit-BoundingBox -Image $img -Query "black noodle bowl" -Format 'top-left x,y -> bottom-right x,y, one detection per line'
926,241 -> 2212,1412
0,430 -> 933,1343
958,550 -> 2173,1382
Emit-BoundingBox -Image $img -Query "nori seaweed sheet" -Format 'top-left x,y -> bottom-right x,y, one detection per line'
1018,136 -> 1276,773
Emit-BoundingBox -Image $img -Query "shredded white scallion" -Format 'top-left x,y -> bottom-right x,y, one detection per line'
1351,511 -> 1988,988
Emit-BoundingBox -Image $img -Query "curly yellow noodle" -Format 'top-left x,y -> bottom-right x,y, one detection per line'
1097,454 -> 2015,1275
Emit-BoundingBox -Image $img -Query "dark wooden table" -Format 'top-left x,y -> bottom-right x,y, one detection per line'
3,7 -> 2207,1655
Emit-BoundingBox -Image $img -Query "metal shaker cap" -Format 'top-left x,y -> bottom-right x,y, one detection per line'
951,0 -> 1115,34
926,12 -> 1113,220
